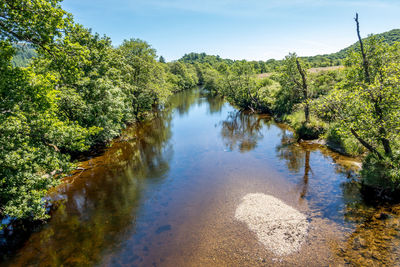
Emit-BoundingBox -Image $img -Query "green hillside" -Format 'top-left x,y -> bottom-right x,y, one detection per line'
302,29 -> 400,67
179,29 -> 400,69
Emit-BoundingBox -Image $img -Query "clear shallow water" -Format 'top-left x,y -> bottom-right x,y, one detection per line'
2,88 -> 400,266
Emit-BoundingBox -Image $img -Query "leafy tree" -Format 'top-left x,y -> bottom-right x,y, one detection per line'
0,0 -> 72,51
168,61 -> 198,91
0,1 -> 187,222
277,53 -> 311,122
315,15 -> 400,190
0,40 -> 98,220
117,38 -> 172,116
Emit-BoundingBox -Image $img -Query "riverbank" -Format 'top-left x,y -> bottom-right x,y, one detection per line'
3,89 -> 399,266
0,89 -> 197,261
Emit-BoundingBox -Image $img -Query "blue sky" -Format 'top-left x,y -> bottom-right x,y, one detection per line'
61,0 -> 400,61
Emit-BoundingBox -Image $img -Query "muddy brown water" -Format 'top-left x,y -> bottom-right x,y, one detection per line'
2,88 -> 400,266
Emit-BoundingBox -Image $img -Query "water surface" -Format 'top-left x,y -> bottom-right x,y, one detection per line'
3,88 -> 400,266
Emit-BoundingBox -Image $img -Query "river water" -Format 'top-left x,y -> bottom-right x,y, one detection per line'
3,88 -> 400,266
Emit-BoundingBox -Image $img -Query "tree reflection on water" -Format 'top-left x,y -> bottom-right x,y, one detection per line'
220,111 -> 266,152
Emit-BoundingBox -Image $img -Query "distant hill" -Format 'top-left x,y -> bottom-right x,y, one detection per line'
11,43 -> 37,67
179,29 -> 400,70
301,29 -> 400,67
179,52 -> 234,65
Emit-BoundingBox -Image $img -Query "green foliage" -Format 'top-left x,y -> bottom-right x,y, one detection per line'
315,33 -> 400,191
168,61 -> 198,91
202,66 -> 223,94
255,77 -> 281,112
179,52 -> 234,65
275,52 -> 313,132
284,111 -> 326,140
361,153 -> 400,192
0,40 -> 97,220
308,70 -> 344,97
323,123 -> 365,156
0,2 -> 193,222
0,0 -> 72,49
117,38 -> 172,118
159,55 -> 166,63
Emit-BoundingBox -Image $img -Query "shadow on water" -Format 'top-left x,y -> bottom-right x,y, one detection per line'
3,88 -> 400,266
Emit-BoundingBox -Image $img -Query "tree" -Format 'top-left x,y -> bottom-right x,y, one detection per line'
159,55 -> 166,63
0,40 -> 98,220
315,14 -> 400,190
117,38 -> 172,117
0,0 -> 72,51
279,53 -> 311,122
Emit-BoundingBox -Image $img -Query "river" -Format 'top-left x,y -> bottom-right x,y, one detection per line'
2,88 -> 400,266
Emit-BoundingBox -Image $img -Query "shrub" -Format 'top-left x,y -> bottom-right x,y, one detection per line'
285,110 -> 326,140
361,152 -> 400,192
324,123 -> 365,156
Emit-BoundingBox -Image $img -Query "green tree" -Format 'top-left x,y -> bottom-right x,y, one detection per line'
0,40 -> 98,220
279,53 -> 311,122
315,15 -> 400,191
117,38 -> 172,117
0,0 -> 72,51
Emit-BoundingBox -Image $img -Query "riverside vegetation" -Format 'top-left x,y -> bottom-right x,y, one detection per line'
189,16 -> 400,198
0,0 -> 198,223
0,0 -> 400,229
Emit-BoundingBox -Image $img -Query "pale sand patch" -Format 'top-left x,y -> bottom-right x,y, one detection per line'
235,193 -> 309,256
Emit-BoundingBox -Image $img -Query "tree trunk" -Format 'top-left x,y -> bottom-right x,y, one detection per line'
355,13 -> 371,84
350,128 -> 383,160
300,151 -> 310,198
355,14 -> 392,158
296,59 -> 310,123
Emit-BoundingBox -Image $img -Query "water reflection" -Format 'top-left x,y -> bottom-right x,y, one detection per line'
170,88 -> 200,116
3,89 -> 400,266
276,130 -> 305,173
3,94 -> 181,266
275,130 -> 312,200
202,93 -> 225,114
220,111 -> 267,152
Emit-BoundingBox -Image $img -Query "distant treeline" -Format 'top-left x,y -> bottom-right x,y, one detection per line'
186,23 -> 400,198
179,29 -> 400,70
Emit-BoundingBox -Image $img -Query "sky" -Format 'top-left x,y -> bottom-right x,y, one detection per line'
61,0 -> 400,61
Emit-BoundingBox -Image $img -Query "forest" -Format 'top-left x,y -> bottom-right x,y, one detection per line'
1,0 -> 400,229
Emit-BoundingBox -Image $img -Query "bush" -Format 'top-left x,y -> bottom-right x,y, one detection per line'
324,123 -> 365,156
285,110 -> 326,140
361,152 -> 400,192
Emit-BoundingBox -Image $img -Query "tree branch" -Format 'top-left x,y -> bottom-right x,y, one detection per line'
355,13 -> 371,84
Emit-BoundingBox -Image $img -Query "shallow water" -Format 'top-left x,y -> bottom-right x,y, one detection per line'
2,88 -> 400,266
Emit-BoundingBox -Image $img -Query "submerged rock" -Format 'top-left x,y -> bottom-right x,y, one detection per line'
235,193 -> 309,256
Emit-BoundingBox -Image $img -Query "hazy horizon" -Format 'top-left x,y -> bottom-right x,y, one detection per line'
61,0 -> 400,61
